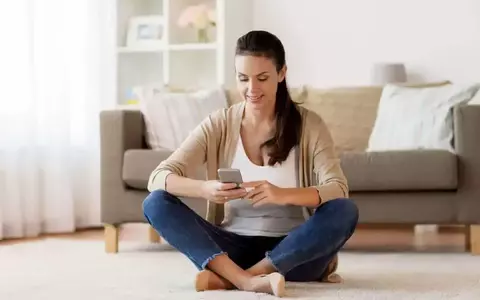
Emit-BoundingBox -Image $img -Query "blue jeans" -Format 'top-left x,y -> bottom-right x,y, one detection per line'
142,190 -> 358,282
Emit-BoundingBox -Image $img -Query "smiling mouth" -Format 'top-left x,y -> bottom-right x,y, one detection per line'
247,95 -> 263,101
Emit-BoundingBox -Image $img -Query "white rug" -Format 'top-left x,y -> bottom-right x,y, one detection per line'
1,239 -> 479,299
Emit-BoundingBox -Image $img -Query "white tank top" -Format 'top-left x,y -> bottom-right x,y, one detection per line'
221,136 -> 306,237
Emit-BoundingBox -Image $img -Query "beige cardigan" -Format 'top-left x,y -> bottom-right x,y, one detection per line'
148,101 -> 349,225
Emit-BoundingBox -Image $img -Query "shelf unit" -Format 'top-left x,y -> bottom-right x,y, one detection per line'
114,0 -> 254,105
115,0 -> 226,105
117,43 -> 217,53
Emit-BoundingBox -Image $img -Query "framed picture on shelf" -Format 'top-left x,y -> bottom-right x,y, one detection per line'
126,15 -> 165,49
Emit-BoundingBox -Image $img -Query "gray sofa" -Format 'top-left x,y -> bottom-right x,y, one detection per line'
100,104 -> 480,255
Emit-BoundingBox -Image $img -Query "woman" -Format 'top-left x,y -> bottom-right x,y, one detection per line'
142,30 -> 358,297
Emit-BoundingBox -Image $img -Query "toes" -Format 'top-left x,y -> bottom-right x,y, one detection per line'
195,270 -> 210,292
324,273 -> 343,283
268,273 -> 286,297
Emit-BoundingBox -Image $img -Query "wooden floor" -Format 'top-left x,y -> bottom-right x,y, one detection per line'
0,224 -> 467,253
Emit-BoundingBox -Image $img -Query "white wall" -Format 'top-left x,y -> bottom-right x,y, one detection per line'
253,0 -> 480,87
223,0 -> 254,88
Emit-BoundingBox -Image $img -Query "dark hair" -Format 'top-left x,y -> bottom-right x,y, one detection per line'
235,30 -> 302,166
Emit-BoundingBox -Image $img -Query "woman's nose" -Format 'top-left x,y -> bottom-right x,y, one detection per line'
248,79 -> 260,91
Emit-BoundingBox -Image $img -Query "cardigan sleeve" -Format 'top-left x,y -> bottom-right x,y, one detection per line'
309,113 -> 349,203
147,110 -> 222,192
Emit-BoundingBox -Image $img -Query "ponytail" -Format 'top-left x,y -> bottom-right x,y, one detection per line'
261,79 -> 302,166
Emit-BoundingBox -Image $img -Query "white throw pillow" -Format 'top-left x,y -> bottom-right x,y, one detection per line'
138,87 -> 228,151
469,90 -> 480,105
367,83 -> 480,152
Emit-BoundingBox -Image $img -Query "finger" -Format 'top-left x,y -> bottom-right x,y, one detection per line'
212,196 -> 230,204
216,190 -> 247,202
218,182 -> 238,191
232,188 -> 248,198
240,181 -> 266,188
252,197 -> 269,207
215,188 -> 247,198
245,187 -> 264,199
223,190 -> 248,200
251,193 -> 267,204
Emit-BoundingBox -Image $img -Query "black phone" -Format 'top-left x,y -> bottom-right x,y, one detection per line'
217,168 -> 243,188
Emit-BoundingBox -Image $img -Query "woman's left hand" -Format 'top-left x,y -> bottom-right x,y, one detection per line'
241,180 -> 287,207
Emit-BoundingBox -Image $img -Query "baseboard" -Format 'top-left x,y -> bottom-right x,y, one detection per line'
357,224 -> 414,230
357,224 -> 467,233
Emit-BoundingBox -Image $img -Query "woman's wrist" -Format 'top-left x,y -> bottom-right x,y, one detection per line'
166,174 -> 208,199
199,180 -> 209,200
280,187 -> 320,207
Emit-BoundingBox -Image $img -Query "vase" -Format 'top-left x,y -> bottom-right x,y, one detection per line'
197,28 -> 208,43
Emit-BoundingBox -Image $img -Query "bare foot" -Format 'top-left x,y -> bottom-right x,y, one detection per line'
323,273 -> 343,283
243,272 -> 286,297
195,270 -> 234,291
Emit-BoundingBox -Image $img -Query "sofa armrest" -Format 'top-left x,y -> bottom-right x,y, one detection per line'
454,104 -> 480,223
99,109 -> 145,223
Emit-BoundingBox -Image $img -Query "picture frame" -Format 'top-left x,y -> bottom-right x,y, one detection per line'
126,15 -> 165,48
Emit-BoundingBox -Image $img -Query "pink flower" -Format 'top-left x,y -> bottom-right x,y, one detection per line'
177,4 -> 216,29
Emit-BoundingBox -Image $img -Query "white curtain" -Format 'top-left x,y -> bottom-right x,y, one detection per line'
0,0 -> 115,240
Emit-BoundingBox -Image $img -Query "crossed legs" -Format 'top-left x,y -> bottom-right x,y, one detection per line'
142,190 -> 358,295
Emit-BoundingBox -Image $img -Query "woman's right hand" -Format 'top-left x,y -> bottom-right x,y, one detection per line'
200,180 -> 247,204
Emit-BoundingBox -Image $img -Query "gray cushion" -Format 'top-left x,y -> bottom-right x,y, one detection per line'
122,149 -> 173,189
340,150 -> 457,192
123,149 -> 458,192
122,149 -> 207,190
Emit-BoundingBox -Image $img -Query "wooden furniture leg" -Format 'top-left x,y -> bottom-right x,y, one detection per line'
465,225 -> 471,251
104,224 -> 119,254
148,225 -> 161,243
468,225 -> 480,255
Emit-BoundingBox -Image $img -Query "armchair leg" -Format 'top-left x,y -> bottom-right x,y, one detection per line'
148,225 -> 161,243
104,224 -> 119,254
466,225 -> 480,255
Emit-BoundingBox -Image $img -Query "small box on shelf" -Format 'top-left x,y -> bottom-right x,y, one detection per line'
116,104 -> 141,110
126,15 -> 166,49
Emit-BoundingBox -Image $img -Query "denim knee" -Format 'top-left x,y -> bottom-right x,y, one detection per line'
319,198 -> 359,230
142,190 -> 175,220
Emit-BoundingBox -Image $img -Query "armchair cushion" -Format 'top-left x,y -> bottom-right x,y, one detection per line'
122,149 -> 173,190
122,149 -> 207,190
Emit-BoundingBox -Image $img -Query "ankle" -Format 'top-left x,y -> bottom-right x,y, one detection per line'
237,275 -> 256,291
195,270 -> 234,291
242,273 -> 285,297
246,258 -> 277,276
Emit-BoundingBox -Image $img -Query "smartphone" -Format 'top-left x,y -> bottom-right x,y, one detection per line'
217,168 -> 243,188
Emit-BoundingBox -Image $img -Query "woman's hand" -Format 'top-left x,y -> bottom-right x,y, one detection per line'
200,180 -> 247,204
241,181 -> 287,207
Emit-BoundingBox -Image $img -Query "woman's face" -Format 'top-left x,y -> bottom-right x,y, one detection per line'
235,55 -> 286,111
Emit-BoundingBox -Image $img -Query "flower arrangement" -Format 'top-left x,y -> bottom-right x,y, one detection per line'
177,3 -> 216,43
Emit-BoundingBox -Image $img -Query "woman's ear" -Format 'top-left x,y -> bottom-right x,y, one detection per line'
278,65 -> 287,83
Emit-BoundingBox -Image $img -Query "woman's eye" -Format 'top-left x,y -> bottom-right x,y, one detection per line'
239,77 -> 248,82
258,77 -> 268,82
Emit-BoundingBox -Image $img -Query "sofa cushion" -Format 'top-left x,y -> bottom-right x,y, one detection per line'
367,83 -> 480,152
225,86 -> 309,106
138,87 -> 228,151
122,149 -> 207,190
340,150 -> 457,192
300,86 -> 384,153
299,82 -> 451,153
